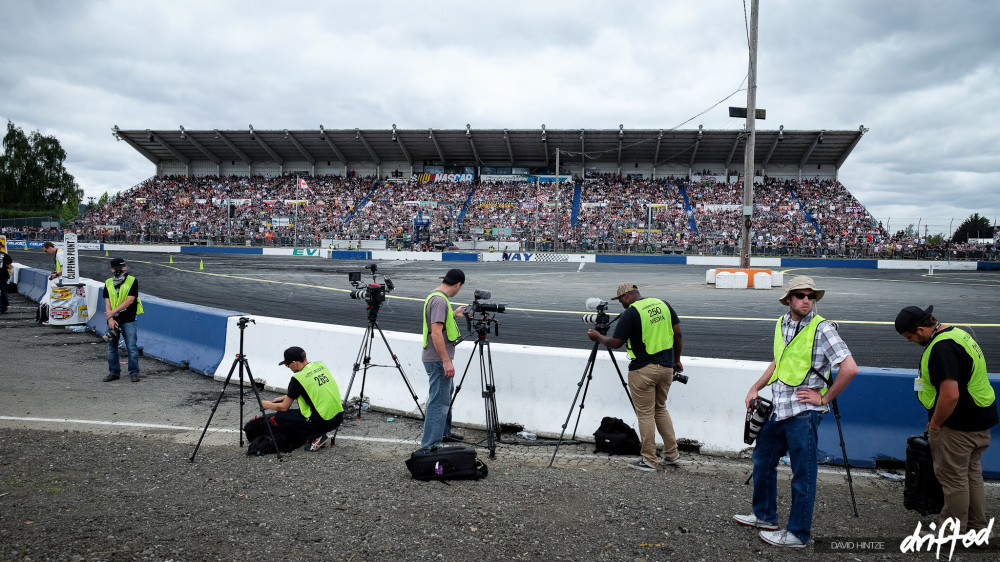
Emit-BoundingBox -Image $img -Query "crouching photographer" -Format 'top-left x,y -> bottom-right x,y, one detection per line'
587,282 -> 683,472
261,346 -> 345,452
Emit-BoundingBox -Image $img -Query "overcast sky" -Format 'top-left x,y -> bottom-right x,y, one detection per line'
2,0 -> 998,236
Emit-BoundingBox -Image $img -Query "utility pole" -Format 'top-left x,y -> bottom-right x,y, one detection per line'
739,0 -> 759,269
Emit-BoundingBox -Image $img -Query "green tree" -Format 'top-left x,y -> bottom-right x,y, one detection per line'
951,213 -> 994,243
0,120 -> 82,212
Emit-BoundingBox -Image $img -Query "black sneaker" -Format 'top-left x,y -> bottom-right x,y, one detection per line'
442,433 -> 465,442
130,374 -> 140,382
103,374 -> 120,382
306,434 -> 329,451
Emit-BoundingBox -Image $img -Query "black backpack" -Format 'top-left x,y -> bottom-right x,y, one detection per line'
594,416 -> 641,456
244,415 -> 303,456
405,446 -> 488,481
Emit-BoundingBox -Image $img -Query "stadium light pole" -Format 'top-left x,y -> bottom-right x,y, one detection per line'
739,0 -> 760,269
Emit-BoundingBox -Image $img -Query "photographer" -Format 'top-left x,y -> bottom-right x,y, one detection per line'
734,276 -> 857,549
895,305 -> 997,535
262,346 -> 344,452
419,268 -> 467,451
102,257 -> 143,382
42,241 -> 65,281
587,282 -> 682,472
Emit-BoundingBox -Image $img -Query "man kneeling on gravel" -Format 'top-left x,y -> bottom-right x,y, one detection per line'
261,346 -> 344,451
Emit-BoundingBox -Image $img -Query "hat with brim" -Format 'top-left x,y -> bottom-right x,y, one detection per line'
778,275 -> 825,305
894,305 -> 934,334
279,346 -> 306,365
611,282 -> 638,301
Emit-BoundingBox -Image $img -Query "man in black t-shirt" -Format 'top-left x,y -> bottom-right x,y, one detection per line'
102,258 -> 143,382
896,305 -> 998,534
588,282 -> 683,472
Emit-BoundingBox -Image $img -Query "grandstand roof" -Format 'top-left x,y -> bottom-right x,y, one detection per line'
111,126 -> 867,172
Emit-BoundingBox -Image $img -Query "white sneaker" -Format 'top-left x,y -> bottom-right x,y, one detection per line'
760,528 -> 807,549
733,513 -> 779,530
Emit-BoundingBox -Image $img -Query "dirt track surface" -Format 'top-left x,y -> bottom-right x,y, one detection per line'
3,292 -> 1000,561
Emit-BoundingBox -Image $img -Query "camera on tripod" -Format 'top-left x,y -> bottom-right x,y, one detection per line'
348,264 -> 394,307
468,289 -> 505,315
581,298 -> 615,334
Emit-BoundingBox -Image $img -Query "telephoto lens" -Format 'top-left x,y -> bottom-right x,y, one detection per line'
743,397 -> 774,445
102,325 -> 122,343
349,288 -> 369,300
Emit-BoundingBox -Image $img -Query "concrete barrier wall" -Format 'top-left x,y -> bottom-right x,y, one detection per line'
17,266 -> 244,376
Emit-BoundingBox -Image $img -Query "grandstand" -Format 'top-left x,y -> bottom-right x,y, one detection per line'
40,126 -> 990,260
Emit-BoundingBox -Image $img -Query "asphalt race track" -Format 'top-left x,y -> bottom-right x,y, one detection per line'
10,248 -> 1000,372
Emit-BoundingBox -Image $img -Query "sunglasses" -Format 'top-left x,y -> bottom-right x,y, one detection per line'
791,292 -> 817,301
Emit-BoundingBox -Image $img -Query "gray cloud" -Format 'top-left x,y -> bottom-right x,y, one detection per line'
1,0 -> 997,224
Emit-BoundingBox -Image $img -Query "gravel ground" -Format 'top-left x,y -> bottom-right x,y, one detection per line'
2,292 -> 999,561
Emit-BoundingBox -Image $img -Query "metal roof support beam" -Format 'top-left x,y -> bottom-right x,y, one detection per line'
148,130 -> 191,165
112,126 -> 160,164
724,132 -> 743,171
835,126 -> 869,170
653,131 -> 662,165
616,128 -> 624,169
466,125 -> 481,165
215,130 -> 253,165
688,139 -> 700,169
580,130 -> 586,177
254,134 -> 284,165
427,129 -> 445,165
761,133 -> 780,170
798,133 -> 821,169
353,129 -> 380,165
285,130 -> 315,165
503,129 -> 514,166
356,129 -> 381,165
180,127 -> 220,165
392,125 -> 413,165
319,126 -> 348,165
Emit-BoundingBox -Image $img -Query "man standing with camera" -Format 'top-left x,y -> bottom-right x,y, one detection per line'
102,257 -> 142,382
734,276 -> 857,549
419,268 -> 467,451
895,305 -> 997,535
587,282 -> 682,472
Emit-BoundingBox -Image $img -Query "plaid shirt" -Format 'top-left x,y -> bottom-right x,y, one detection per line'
771,310 -> 852,421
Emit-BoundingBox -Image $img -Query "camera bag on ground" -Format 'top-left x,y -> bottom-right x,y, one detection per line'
244,414 -> 303,456
405,446 -> 488,481
903,434 -> 944,515
593,416 -> 641,456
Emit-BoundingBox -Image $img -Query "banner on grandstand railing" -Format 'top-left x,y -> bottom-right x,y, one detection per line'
477,203 -> 515,208
195,198 -> 208,205
521,201 -> 538,210
624,228 -> 661,234
412,173 -> 475,183
581,202 -> 609,208
699,204 -> 741,212
480,175 -> 530,183
135,198 -> 147,203
845,206 -> 865,212
271,217 -> 291,227
285,200 -> 308,206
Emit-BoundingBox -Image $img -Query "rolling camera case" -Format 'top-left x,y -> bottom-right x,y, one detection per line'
405,446 -> 488,481
903,434 -> 944,516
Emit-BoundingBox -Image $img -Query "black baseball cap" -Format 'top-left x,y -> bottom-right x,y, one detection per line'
894,305 -> 934,334
110,257 -> 126,268
441,268 -> 465,285
279,346 -> 306,365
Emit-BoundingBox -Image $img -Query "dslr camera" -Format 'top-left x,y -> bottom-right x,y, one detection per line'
468,289 -> 505,314
348,264 -> 394,307
102,325 -> 122,343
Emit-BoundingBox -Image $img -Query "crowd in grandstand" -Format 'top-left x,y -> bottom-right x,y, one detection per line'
5,172 -> 992,260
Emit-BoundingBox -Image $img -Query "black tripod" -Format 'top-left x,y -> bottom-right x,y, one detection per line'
549,310 -> 633,467
339,301 -> 425,423
190,317 -> 281,462
449,312 -> 502,459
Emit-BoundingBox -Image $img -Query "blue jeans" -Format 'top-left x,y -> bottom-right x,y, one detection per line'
751,410 -> 822,542
106,321 -> 140,377
420,361 -> 454,450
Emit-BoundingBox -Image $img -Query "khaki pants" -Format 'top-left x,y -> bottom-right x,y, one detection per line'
928,426 -> 991,533
628,363 -> 677,467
